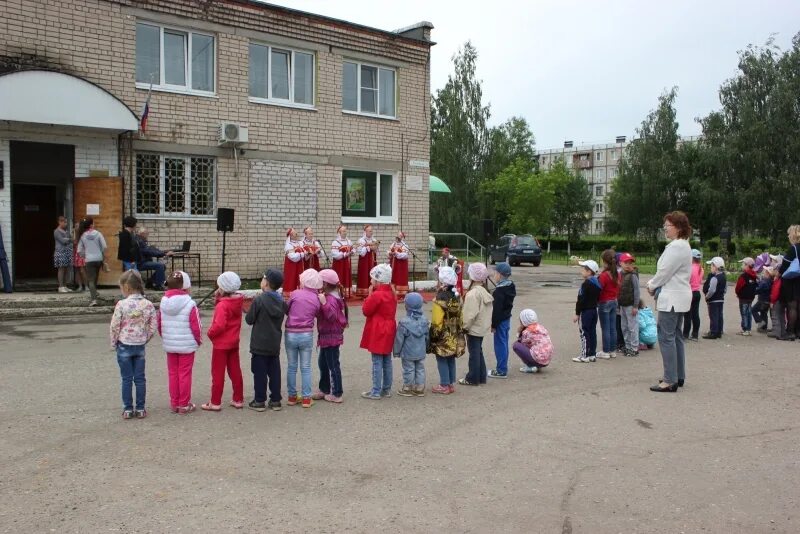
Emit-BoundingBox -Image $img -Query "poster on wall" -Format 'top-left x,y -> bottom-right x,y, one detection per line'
86,204 -> 100,215
345,177 -> 366,212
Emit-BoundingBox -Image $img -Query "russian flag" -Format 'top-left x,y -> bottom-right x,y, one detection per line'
139,82 -> 152,133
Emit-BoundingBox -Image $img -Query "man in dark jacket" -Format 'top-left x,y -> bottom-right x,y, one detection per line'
489,262 -> 516,378
135,226 -> 172,290
245,269 -> 288,411
117,216 -> 139,270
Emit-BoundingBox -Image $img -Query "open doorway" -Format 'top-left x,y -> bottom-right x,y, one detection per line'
10,141 -> 75,281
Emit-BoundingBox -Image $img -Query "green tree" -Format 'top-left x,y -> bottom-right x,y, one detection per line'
607,87 -> 692,241
488,157 -> 553,235
551,162 -> 593,250
430,41 -> 491,234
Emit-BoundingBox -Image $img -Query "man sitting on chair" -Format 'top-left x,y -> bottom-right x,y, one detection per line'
135,226 -> 173,290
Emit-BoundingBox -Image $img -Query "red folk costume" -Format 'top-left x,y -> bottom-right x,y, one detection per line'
331,229 -> 354,298
302,235 -> 322,271
356,231 -> 379,299
283,230 -> 305,298
388,237 -> 410,298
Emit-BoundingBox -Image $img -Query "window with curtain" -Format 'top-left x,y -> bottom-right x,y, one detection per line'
342,60 -> 396,118
248,43 -> 315,107
135,22 -> 215,93
341,170 -> 396,221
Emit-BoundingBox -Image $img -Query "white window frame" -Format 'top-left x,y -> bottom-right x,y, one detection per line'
595,202 -> 604,214
595,151 -> 604,162
342,60 -> 397,119
609,167 -> 618,179
248,42 -> 316,110
135,22 -> 216,97
595,185 -> 604,197
135,153 -> 217,220
611,150 -> 619,161
340,169 -> 399,224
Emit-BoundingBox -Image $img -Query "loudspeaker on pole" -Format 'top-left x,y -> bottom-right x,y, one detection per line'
217,208 -> 234,232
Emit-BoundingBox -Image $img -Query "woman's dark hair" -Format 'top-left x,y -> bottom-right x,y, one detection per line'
664,211 -> 692,240
166,271 -> 184,290
84,217 -> 95,229
600,249 -> 618,286
76,219 -> 89,241
123,216 -> 138,229
119,269 -> 144,295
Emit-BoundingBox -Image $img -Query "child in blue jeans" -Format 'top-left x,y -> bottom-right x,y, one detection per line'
109,270 -> 157,419
489,262 -> 516,378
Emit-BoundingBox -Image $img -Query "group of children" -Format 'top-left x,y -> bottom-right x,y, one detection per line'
108,260 -> 553,418
572,251 -> 658,363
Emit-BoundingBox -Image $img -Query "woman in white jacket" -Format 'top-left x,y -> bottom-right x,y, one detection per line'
647,211 -> 693,392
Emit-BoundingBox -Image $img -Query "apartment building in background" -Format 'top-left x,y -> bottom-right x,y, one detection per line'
537,136 -> 629,235
0,0 -> 433,288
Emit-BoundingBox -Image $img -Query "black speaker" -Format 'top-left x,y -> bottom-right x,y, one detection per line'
482,219 -> 494,239
217,208 -> 234,232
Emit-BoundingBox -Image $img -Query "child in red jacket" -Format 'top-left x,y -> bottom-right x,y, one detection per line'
360,264 -> 397,400
201,272 -> 245,411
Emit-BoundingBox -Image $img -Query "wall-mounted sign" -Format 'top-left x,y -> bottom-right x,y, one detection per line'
86,203 -> 100,216
409,159 -> 429,169
24,205 -> 39,212
405,176 -> 423,191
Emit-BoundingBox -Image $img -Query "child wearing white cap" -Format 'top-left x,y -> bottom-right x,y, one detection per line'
360,263 -> 397,400
702,257 -> 726,339
201,271 -> 244,412
513,309 -> 553,373
572,260 -> 602,363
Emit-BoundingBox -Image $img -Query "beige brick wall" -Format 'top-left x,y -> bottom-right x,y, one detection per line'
0,0 -> 432,282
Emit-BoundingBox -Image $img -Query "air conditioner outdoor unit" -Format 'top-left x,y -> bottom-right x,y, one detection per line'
218,122 -> 249,144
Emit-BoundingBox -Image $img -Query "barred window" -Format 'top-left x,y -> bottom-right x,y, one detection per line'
135,153 -> 215,217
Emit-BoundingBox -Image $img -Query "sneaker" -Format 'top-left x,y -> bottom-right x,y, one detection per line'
413,387 -> 425,397
323,394 -> 343,403
519,366 -> 539,373
361,391 -> 381,400
397,385 -> 414,397
248,400 -> 267,412
200,402 -> 222,412
572,355 -> 596,363
701,333 -> 719,339
58,286 -> 70,293
178,403 -> 196,414
122,410 -> 134,420
229,400 -> 244,409
311,390 -> 326,400
431,385 -> 451,394
487,370 -> 507,379
301,397 -> 313,408
135,409 -> 147,419
448,385 -> 456,394
742,331 -> 751,336
595,351 -> 611,359
287,395 -> 299,406
267,400 -> 282,411
688,336 -> 699,342
380,390 -> 393,398
88,300 -> 98,307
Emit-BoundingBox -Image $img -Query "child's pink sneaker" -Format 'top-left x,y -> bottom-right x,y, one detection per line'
324,394 -> 343,403
431,385 -> 451,395
311,390 -> 326,400
229,400 -> 244,409
178,403 -> 196,414
449,385 -> 456,394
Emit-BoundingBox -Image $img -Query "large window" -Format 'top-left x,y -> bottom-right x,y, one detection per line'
341,170 -> 397,222
135,154 -> 216,217
595,151 -> 604,162
249,43 -> 315,107
342,61 -> 396,118
136,22 -> 215,94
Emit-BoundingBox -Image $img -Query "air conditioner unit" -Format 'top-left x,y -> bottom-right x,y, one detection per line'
218,122 -> 249,144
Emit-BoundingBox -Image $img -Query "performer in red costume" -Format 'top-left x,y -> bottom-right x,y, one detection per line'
283,227 -> 305,299
302,226 -> 323,270
355,225 -> 379,298
388,231 -> 410,299
331,225 -> 355,299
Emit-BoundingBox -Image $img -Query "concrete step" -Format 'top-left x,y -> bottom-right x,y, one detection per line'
0,305 -> 117,319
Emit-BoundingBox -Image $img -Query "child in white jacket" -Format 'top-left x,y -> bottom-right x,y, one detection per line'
158,271 -> 202,414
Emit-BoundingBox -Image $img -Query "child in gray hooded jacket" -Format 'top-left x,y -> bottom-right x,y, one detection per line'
393,292 -> 430,397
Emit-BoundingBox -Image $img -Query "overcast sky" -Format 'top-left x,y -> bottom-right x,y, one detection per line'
267,0 -> 799,149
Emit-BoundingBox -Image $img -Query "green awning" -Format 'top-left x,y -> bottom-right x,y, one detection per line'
429,175 -> 451,193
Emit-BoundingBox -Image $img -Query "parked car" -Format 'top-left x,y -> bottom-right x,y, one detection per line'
489,234 -> 542,266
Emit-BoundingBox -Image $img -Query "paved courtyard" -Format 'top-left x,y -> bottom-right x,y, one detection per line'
1,264 -> 798,533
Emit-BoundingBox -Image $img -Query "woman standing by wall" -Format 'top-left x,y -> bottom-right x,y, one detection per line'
77,217 -> 107,307
53,216 -> 73,293
646,211 -> 693,392
388,231 -> 410,299
283,228 -> 306,299
331,225 -> 355,299
356,225 -> 379,299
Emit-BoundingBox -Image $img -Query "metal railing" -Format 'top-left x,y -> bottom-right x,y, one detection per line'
429,232 -> 486,264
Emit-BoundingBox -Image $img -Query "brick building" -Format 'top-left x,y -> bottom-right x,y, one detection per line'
0,0 -> 433,287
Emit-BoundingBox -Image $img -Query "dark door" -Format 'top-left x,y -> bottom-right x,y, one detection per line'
12,185 -> 58,279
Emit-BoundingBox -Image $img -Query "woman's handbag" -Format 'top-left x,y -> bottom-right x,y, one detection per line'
782,245 -> 800,280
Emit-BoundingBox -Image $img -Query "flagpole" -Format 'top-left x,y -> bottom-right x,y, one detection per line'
140,74 -> 153,134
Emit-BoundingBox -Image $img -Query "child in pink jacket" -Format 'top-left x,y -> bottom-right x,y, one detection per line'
513,309 -> 553,374
158,271 -> 202,414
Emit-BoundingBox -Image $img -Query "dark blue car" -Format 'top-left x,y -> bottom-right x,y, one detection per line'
489,234 -> 542,267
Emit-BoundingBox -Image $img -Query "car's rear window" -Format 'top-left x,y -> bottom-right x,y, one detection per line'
515,237 -> 536,246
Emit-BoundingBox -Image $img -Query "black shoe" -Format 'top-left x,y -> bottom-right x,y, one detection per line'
650,382 -> 678,392
267,400 -> 282,411
677,379 -> 684,387
701,333 -> 719,339
777,335 -> 796,341
248,400 -> 266,412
